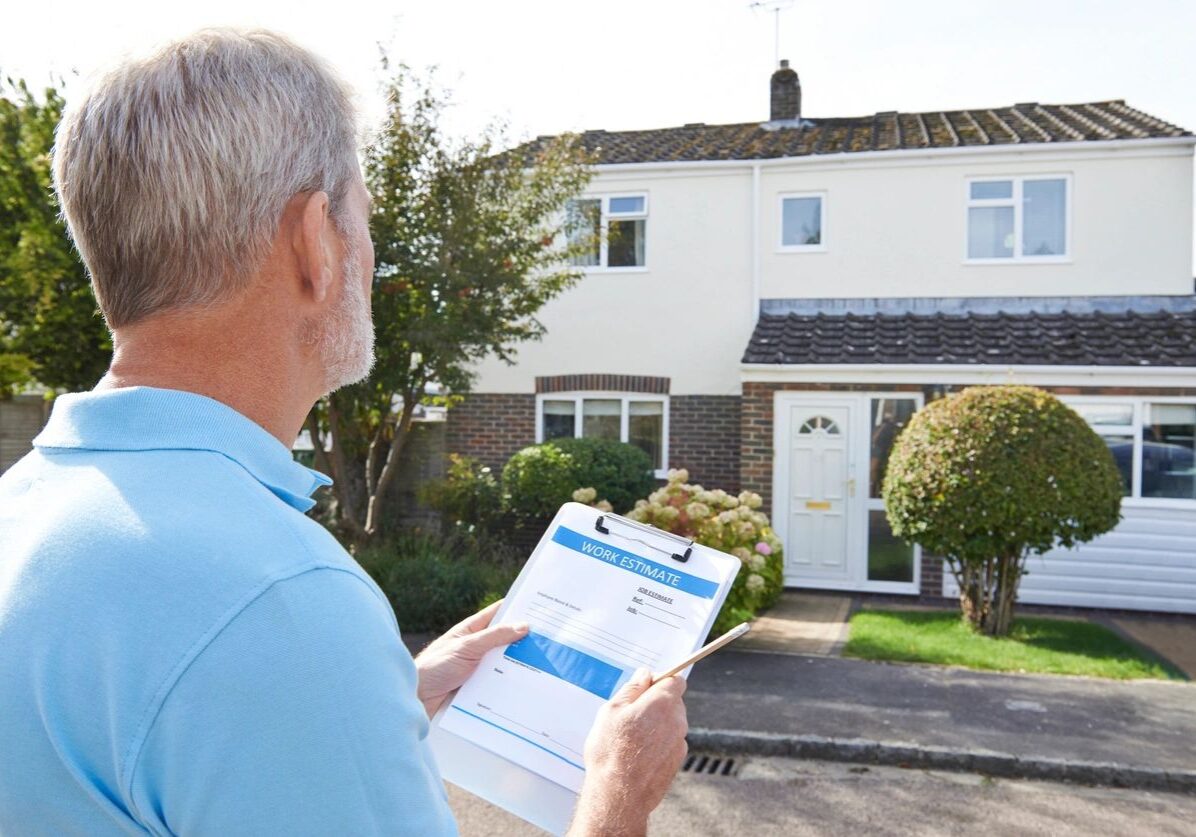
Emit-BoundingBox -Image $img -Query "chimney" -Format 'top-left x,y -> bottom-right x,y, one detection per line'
770,59 -> 801,121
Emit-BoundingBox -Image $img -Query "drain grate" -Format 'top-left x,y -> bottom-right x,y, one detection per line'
681,753 -> 741,777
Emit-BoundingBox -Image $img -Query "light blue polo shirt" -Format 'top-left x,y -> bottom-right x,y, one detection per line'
0,386 -> 457,836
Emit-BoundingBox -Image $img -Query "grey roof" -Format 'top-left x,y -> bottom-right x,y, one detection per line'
742,298 -> 1196,367
520,101 -> 1190,165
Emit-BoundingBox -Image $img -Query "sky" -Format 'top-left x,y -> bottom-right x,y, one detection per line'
3,0 -> 1195,266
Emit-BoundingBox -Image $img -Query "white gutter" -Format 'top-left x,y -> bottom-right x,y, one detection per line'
585,135 -> 1196,176
740,363 -> 1196,388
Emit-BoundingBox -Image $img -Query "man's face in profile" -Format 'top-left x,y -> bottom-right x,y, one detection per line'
304,176 -> 377,394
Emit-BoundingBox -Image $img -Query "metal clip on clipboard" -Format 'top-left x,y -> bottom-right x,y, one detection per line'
594,512 -> 693,563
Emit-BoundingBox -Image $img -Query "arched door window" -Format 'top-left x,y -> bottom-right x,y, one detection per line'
798,415 -> 841,436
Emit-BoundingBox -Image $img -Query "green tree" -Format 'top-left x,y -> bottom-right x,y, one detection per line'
306,62 -> 594,543
883,386 -> 1122,636
0,76 -> 112,396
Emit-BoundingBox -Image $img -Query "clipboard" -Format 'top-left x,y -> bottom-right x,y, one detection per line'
428,502 -> 741,835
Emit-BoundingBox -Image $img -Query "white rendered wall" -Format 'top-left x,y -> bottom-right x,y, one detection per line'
758,144 -> 1194,300
469,141 -> 1195,396
469,169 -> 754,396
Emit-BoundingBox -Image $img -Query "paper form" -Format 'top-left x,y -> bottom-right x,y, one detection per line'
438,515 -> 736,793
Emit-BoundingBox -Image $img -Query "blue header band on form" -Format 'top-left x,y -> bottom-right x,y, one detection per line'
551,525 -> 719,599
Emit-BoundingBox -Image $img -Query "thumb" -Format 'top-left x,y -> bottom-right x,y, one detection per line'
461,621 -> 529,656
611,667 -> 654,706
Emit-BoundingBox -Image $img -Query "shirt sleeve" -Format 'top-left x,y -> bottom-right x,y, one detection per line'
126,567 -> 458,837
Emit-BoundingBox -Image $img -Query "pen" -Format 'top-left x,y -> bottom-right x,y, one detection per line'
651,622 -> 752,683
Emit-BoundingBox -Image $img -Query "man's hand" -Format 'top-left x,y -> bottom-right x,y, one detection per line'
413,600 -> 528,719
569,669 -> 688,837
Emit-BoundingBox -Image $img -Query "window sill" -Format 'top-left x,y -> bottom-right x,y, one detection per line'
1122,496 -> 1196,510
581,266 -> 650,275
776,246 -> 827,254
962,257 -> 1072,266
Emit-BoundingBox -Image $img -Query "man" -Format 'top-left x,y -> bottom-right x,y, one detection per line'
0,28 -> 687,835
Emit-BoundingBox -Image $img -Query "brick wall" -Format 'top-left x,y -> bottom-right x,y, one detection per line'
444,392 -> 536,470
384,420 -> 448,531
742,379 -> 1196,597
0,395 -> 50,473
920,551 -> 945,599
669,395 -> 741,491
537,374 -> 669,394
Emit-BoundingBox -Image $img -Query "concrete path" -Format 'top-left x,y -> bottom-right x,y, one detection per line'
685,650 -> 1196,773
1108,617 -> 1196,679
739,591 -> 852,656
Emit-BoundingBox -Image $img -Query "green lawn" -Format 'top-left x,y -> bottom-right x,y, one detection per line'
843,608 -> 1186,681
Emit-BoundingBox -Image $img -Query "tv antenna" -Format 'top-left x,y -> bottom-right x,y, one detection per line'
749,0 -> 796,66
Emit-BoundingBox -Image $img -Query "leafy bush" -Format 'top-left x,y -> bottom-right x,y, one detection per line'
419,454 -> 505,533
884,385 -> 1122,636
355,530 -> 521,633
501,444 -> 578,522
546,437 -> 656,514
627,469 -> 783,635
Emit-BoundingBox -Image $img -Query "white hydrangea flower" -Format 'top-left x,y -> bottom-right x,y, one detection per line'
732,546 -> 751,562
718,510 -> 737,524
685,502 -> 711,520
649,489 -> 668,505
572,487 -> 597,504
747,554 -> 766,572
745,574 -> 765,593
739,491 -> 764,510
667,468 -> 690,484
595,500 -> 613,513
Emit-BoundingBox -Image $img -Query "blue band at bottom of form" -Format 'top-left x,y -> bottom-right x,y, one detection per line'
504,632 -> 624,700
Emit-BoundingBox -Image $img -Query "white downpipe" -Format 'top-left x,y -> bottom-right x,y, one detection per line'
750,162 -> 762,332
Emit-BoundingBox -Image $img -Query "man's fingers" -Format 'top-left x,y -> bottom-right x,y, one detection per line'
611,667 -> 654,705
448,599 -> 504,638
655,675 -> 687,700
459,620 -> 529,655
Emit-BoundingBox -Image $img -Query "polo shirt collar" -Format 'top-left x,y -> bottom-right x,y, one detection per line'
32,386 -> 332,513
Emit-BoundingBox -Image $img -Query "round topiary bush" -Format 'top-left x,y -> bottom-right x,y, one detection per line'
501,444 -> 577,522
546,437 -> 656,513
883,385 -> 1122,636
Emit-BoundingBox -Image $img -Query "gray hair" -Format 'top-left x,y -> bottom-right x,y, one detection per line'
52,27 -> 363,329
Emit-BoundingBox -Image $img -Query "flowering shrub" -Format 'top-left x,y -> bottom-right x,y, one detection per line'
626,469 -> 783,635
572,487 -> 613,513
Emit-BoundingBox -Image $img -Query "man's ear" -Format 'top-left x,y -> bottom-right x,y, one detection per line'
293,191 -> 336,305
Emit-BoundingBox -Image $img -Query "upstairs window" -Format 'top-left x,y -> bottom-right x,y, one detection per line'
779,193 -> 825,251
537,394 -> 668,476
566,194 -> 647,269
966,176 -> 1068,261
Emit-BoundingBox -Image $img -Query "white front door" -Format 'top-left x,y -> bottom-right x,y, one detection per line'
784,403 -> 853,583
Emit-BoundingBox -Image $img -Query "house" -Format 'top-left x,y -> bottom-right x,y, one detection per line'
446,61 -> 1196,614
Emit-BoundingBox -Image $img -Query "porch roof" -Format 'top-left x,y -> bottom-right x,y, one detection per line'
741,297 -> 1196,367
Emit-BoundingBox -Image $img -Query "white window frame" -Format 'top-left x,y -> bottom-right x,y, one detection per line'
535,391 -> 669,478
1061,395 -> 1196,509
964,174 -> 1072,264
567,193 -> 649,272
777,191 -> 827,253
